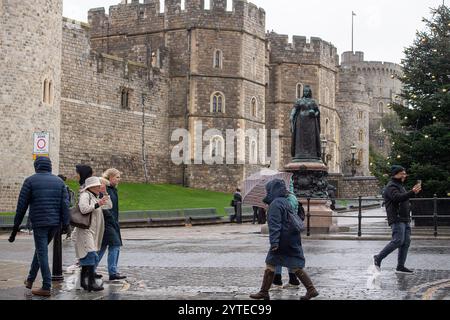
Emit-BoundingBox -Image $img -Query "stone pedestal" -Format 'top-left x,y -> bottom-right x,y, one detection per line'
284,162 -> 334,233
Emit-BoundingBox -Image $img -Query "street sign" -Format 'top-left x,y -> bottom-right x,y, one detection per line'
33,132 -> 50,159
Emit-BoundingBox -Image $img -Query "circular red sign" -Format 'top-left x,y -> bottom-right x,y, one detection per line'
37,139 -> 46,150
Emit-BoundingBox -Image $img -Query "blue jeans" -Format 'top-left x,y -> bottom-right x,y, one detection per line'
97,245 -> 120,276
376,222 -> 411,268
27,226 -> 59,290
275,265 -> 294,275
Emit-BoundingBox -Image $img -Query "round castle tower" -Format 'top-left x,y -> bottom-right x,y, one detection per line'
337,66 -> 371,176
0,0 -> 63,212
340,51 -> 403,157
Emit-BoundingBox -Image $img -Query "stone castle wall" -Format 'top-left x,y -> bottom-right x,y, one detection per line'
59,19 -> 171,184
0,0 -> 62,212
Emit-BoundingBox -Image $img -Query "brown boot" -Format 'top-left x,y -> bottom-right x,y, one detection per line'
31,288 -> 51,297
295,269 -> 319,300
250,269 -> 275,300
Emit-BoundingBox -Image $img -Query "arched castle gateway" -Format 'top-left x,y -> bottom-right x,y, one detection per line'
0,0 -> 403,211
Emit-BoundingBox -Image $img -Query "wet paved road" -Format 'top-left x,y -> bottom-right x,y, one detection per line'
0,224 -> 449,300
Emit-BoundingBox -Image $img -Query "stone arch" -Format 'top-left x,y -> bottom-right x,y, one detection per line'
213,49 -> 223,69
250,139 -> 258,164
251,97 -> 258,117
296,83 -> 303,99
210,135 -> 225,158
210,91 -> 225,113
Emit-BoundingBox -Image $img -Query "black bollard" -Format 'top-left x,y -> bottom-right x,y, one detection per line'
237,201 -> 242,224
52,227 -> 64,282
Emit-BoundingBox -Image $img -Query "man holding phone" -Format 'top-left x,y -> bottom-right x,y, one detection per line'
373,165 -> 422,274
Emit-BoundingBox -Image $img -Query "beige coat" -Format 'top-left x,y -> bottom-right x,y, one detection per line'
73,190 -> 112,260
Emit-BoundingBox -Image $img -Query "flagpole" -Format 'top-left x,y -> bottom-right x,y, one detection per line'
352,11 -> 354,53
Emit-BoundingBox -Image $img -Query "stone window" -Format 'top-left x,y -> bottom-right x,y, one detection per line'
121,88 -> 131,109
252,57 -> 256,78
181,0 -> 185,11
325,87 -> 330,106
211,92 -> 225,113
251,97 -> 257,117
378,138 -> 385,147
296,83 -> 303,99
378,102 -> 384,113
359,130 -> 364,142
358,111 -> 363,120
42,79 -> 53,105
211,136 -> 224,158
213,50 -> 223,69
325,118 -> 330,137
358,149 -> 363,162
250,140 -> 258,164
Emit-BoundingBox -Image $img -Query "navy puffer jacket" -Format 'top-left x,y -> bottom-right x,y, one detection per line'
14,157 -> 70,229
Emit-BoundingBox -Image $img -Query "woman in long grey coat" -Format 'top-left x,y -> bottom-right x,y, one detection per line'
73,176 -> 112,292
250,179 -> 318,300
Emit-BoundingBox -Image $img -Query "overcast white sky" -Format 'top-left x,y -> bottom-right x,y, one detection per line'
63,0 -> 445,64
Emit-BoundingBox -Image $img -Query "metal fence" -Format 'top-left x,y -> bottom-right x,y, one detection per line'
305,196 -> 450,238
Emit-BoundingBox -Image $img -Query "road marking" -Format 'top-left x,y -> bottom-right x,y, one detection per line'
422,280 -> 450,300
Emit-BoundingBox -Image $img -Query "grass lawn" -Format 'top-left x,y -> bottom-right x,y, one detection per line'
66,181 -> 232,215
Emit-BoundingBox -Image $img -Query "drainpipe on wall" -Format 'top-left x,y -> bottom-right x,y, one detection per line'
183,27 -> 192,187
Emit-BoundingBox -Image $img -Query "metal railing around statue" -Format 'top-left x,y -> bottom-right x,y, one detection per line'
305,195 -> 450,238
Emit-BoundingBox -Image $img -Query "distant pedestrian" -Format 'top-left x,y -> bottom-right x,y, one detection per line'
373,165 -> 422,274
250,179 -> 318,300
58,174 -> 75,207
230,188 -> 242,223
58,174 -> 76,239
252,206 -> 259,224
257,207 -> 267,224
73,176 -> 112,292
327,184 -> 337,210
76,164 -> 93,190
96,168 -> 126,281
272,178 -> 301,290
8,157 -> 70,297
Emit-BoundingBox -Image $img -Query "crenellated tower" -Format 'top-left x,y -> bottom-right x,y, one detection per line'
87,0 -> 267,192
266,32 -> 341,174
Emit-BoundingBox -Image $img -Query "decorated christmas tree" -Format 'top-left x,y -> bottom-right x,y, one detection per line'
389,4 -> 450,197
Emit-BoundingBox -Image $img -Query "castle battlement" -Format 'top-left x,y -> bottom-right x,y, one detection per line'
63,19 -> 150,81
267,32 -> 338,70
340,51 -> 402,75
88,0 -> 265,39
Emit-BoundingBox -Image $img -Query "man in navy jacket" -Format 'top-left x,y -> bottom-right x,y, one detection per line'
9,157 -> 70,297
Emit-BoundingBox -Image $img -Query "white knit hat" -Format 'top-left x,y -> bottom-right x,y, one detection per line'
81,176 -> 102,192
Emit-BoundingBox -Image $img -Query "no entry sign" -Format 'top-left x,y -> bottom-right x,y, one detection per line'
33,132 -> 50,155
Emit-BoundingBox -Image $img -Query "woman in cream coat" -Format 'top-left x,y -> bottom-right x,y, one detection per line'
74,176 -> 112,292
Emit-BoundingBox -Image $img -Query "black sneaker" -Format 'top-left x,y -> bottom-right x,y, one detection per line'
395,266 -> 414,274
109,274 -> 127,281
373,255 -> 381,271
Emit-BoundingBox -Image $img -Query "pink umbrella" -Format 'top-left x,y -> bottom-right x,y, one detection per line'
242,169 -> 293,209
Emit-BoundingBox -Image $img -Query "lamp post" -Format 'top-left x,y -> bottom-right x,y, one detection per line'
321,137 -> 328,165
350,145 -> 357,177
